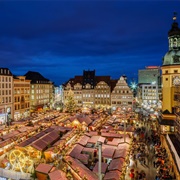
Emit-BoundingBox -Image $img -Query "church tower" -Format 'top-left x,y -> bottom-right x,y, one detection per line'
161,12 -> 180,129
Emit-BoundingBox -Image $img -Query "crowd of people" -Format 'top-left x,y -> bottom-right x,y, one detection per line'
126,117 -> 175,180
154,146 -> 174,180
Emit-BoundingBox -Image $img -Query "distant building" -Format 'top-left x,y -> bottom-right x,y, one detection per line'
24,71 -> 53,113
63,70 -> 133,110
0,68 -> 13,125
13,76 -> 31,120
138,66 -> 161,84
82,70 -> 96,107
63,70 -> 114,109
53,85 -> 64,110
137,66 -> 161,107
111,76 -> 133,111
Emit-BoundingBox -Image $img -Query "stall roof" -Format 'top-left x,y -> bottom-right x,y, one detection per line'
18,136 -> 38,147
117,142 -> 130,150
35,163 -> 53,174
35,131 -> 46,138
46,131 -> 59,141
87,136 -> 100,144
41,135 -> 54,145
107,138 -> 123,146
77,116 -> 92,126
0,139 -> 13,148
2,130 -> 20,140
82,147 -> 96,153
17,126 -> 32,133
61,131 -> 73,140
77,135 -> 90,146
49,170 -> 68,180
104,170 -> 122,180
53,139 -> 65,147
31,139 -> 48,151
101,132 -> 121,138
66,156 -> 98,180
93,162 -> 108,174
97,136 -> 106,143
77,154 -> 89,165
108,158 -> 124,171
102,148 -> 115,158
113,148 -> 128,159
69,144 -> 84,158
88,131 -> 98,136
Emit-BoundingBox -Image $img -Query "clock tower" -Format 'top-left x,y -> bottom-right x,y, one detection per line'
161,12 -> 180,126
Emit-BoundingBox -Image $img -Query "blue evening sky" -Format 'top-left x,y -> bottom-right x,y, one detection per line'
0,0 -> 180,85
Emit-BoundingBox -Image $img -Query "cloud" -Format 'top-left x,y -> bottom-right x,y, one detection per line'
0,1 -> 179,84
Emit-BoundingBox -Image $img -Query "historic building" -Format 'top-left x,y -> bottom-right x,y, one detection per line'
63,71 -> 133,111
63,76 -> 83,107
63,70 -> 114,109
160,13 -> 180,133
82,70 -> 96,107
0,68 -> 14,125
13,76 -> 31,120
24,71 -> 53,113
111,76 -> 133,111
94,76 -> 111,109
160,13 -> 180,179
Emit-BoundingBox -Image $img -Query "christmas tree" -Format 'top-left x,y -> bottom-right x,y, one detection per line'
65,89 -> 76,113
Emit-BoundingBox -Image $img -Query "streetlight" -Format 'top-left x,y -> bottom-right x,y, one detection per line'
122,107 -> 127,143
97,141 -> 102,180
123,119 -> 126,143
4,105 -> 7,127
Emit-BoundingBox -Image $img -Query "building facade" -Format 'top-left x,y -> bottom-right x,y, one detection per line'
159,13 -> 180,179
53,85 -> 64,110
160,13 -> 180,132
63,71 -> 133,111
111,76 -> 133,111
13,76 -> 31,120
0,68 -> 13,125
24,71 -> 53,113
138,66 -> 161,106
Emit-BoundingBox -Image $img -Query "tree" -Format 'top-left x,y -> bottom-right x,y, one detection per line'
65,90 -> 76,114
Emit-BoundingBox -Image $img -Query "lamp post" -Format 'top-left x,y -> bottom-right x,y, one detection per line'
4,105 -> 7,127
97,141 -> 102,180
123,119 -> 126,143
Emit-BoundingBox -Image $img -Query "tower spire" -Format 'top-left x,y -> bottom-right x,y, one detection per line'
173,12 -> 177,22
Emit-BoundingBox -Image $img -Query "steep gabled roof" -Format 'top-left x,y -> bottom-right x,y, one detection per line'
0,68 -> 13,76
24,71 -> 51,84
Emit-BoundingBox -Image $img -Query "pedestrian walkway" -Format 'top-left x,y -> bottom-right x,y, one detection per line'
125,154 -> 157,180
125,121 -> 157,180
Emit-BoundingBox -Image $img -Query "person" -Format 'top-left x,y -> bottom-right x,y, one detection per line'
130,172 -> 135,180
138,172 -> 143,180
134,159 -> 137,167
134,171 -> 139,180
155,174 -> 160,180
